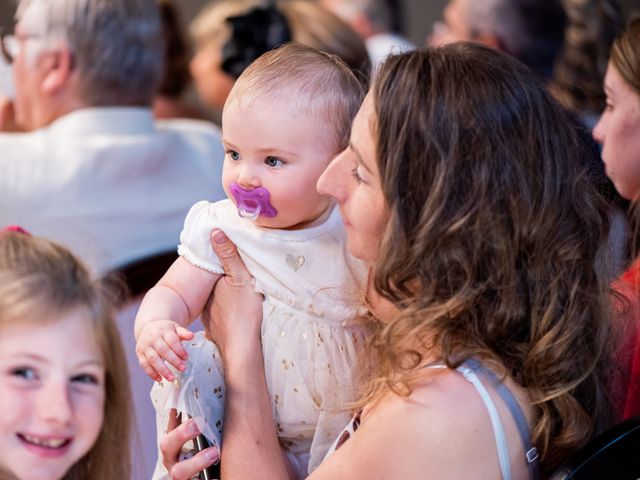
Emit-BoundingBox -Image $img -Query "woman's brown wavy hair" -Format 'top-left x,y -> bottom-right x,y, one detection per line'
359,43 -> 616,473
0,231 -> 132,479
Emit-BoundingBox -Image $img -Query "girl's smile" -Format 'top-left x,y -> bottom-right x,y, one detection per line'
0,309 -> 105,480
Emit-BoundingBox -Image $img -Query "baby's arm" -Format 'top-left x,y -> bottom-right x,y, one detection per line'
135,256 -> 221,382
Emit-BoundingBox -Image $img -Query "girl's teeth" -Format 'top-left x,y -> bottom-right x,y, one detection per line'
23,435 -> 67,448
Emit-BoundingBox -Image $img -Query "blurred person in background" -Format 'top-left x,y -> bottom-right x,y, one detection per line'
189,0 -> 371,117
0,0 -> 225,274
552,0 -> 624,129
153,0 -> 208,120
429,0 -> 630,277
319,0 -> 414,69
429,0 -> 566,80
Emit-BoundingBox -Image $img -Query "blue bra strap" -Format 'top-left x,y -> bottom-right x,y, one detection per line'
463,359 -> 541,480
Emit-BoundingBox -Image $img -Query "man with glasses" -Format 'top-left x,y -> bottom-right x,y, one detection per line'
0,0 -> 225,275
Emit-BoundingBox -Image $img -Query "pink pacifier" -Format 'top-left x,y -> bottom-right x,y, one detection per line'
229,183 -> 278,220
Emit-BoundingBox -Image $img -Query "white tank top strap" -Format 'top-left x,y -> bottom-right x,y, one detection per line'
456,363 -> 513,480
424,360 -> 540,480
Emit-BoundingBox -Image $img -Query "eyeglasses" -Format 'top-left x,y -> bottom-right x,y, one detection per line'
0,30 -> 45,64
0,30 -> 18,64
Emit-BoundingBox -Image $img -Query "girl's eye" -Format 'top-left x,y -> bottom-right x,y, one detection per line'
11,367 -> 37,380
71,373 -> 100,385
227,150 -> 240,161
265,156 -> 283,168
351,166 -> 363,184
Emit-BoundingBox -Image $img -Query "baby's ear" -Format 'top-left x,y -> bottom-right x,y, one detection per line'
41,47 -> 74,95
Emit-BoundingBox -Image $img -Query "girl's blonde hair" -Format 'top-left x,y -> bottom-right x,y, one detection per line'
0,231 -> 131,480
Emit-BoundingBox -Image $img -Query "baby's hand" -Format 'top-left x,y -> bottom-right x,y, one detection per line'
136,320 -> 195,382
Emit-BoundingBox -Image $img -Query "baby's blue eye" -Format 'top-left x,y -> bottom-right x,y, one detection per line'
11,367 -> 37,380
228,150 -> 240,161
265,156 -> 282,168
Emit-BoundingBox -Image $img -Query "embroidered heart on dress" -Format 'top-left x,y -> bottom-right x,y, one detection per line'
285,254 -> 305,272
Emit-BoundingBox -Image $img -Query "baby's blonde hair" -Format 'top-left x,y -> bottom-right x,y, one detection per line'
0,231 -> 132,480
227,42 -> 364,154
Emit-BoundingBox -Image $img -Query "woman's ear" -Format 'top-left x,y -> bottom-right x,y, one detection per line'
41,47 -> 74,94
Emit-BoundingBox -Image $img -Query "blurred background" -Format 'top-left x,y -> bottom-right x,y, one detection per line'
0,0 -> 446,44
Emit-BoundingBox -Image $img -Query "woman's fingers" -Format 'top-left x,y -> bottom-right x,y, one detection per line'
210,229 -> 252,285
169,448 -> 219,480
167,408 -> 181,432
161,414 -> 219,480
160,418 -> 197,467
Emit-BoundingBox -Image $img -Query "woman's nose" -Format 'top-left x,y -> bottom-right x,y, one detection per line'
592,117 -> 605,144
317,151 -> 348,202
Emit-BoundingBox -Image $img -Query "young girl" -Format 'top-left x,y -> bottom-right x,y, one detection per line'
134,43 -> 368,478
0,227 -> 132,480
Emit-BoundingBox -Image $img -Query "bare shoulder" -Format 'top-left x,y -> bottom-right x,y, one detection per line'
311,367 -> 526,480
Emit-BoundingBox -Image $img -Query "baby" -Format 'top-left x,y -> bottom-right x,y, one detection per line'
134,43 -> 368,478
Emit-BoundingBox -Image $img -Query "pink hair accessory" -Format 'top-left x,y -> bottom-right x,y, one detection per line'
229,183 -> 277,220
3,225 -> 31,235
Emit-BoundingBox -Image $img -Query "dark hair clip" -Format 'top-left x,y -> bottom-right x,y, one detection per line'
2,225 -> 31,235
221,3 -> 292,79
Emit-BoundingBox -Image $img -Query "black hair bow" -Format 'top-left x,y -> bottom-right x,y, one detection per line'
221,3 -> 292,78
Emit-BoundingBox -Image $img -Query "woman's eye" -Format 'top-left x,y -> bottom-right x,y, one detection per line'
71,373 -> 100,385
351,167 -> 363,184
11,367 -> 37,380
227,150 -> 240,161
265,156 -> 283,168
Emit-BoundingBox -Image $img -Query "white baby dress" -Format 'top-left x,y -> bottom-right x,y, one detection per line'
151,199 -> 369,479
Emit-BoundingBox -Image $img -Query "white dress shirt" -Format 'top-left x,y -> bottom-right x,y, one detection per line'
0,107 -> 225,274
366,32 -> 415,69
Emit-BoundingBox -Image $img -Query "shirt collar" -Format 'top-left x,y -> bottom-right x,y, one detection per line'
46,107 -> 156,136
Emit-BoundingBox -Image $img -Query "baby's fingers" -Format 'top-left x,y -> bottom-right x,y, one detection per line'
163,329 -> 190,363
154,336 -> 187,374
176,326 -> 195,342
144,345 -> 178,382
137,350 -> 164,382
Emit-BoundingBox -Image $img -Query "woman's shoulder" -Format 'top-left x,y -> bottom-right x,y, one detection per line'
367,367 -> 503,439
315,367 -> 525,479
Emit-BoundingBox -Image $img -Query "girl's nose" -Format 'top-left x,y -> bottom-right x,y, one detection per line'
38,380 -> 73,426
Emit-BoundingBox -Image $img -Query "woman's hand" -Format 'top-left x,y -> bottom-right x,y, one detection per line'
159,229 -> 269,479
159,410 -> 219,480
202,229 -> 264,357
203,229 -> 292,479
